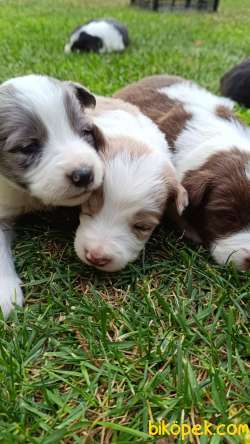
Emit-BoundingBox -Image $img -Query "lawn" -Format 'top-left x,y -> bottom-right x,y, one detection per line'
0,0 -> 249,443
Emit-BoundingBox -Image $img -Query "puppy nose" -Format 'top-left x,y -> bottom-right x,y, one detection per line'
85,249 -> 111,267
69,168 -> 94,187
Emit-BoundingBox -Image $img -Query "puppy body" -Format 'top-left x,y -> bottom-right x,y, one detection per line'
65,19 -> 129,54
115,75 -> 250,271
0,74 -> 105,318
220,59 -> 250,108
75,96 -> 188,271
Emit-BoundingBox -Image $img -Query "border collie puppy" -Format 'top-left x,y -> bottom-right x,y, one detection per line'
220,59 -> 250,108
0,74 -> 105,318
64,18 -> 129,54
74,96 -> 188,272
115,75 -> 250,271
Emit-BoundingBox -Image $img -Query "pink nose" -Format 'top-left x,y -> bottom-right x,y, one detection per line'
85,249 -> 111,267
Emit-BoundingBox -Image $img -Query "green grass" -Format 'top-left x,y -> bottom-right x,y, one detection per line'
0,0 -> 250,443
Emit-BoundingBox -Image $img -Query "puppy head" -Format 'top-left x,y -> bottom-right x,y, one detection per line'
183,148 -> 250,271
74,137 -> 188,271
0,75 -> 105,206
65,31 -> 103,53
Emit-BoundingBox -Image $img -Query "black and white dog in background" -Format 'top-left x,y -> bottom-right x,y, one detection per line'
0,74 -> 105,318
64,18 -> 129,54
221,59 -> 250,109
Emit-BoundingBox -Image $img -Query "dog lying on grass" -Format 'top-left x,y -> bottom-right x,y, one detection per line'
74,96 -> 188,271
0,74 -> 105,318
115,75 -> 250,271
65,18 -> 129,54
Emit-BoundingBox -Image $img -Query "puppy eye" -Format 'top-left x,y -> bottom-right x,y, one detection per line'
80,127 -> 94,142
81,128 -> 92,136
10,141 -> 40,154
133,223 -> 152,232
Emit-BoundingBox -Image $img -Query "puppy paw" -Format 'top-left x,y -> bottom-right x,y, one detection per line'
0,278 -> 24,319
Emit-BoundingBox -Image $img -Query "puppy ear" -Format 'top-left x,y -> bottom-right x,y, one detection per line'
66,81 -> 96,108
183,169 -> 213,207
81,186 -> 104,217
175,184 -> 189,215
168,183 -> 189,215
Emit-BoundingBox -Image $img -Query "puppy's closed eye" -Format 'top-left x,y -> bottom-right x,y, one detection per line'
131,211 -> 160,240
80,124 -> 106,153
133,223 -> 154,232
80,127 -> 96,147
9,140 -> 41,155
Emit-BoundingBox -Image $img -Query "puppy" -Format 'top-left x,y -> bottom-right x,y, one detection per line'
115,74 -> 250,271
0,74 -> 105,318
221,59 -> 250,108
74,96 -> 188,271
65,18 -> 129,54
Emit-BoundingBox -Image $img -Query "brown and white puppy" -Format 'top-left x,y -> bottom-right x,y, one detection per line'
115,75 -> 250,271
74,96 -> 188,272
0,74 -> 105,318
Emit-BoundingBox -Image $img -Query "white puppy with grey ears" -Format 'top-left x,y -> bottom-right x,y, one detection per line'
74,96 -> 188,272
0,74 -> 105,318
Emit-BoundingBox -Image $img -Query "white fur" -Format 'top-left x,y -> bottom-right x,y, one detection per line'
75,99 -> 187,272
173,106 -> 250,180
160,82 -> 235,114
211,230 -> 250,270
0,227 -> 23,318
159,80 -> 250,270
0,175 -> 41,219
0,74 -> 104,317
159,82 -> 250,181
65,21 -> 125,54
75,152 -> 175,271
93,109 -> 170,156
75,151 -> 173,271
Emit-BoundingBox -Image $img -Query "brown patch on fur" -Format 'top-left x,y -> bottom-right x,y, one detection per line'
157,105 -> 192,150
91,95 -> 140,117
80,186 -> 104,216
216,105 -> 234,121
216,104 -> 244,126
102,135 -> 153,160
131,210 -> 160,240
160,165 -> 189,215
115,80 -> 191,151
181,148 -> 250,246
114,74 -> 184,94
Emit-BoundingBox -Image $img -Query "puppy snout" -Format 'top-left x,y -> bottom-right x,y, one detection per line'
69,168 -> 94,187
85,249 -> 112,267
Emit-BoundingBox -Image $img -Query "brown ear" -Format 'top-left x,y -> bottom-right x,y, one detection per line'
183,169 -> 213,207
175,183 -> 189,215
168,183 -> 189,215
66,81 -> 96,108
81,186 -> 104,216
